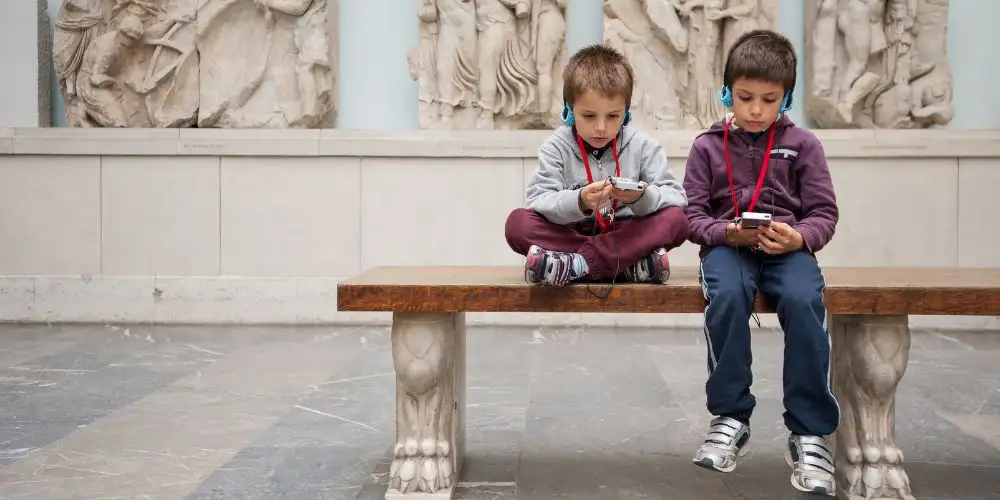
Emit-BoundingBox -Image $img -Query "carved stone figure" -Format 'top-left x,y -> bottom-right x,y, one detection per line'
52,0 -> 107,127
602,0 -> 776,129
681,0 -> 727,128
388,312 -> 466,497
714,0 -> 778,64
830,315 -> 915,500
804,0 -> 953,128
603,0 -> 687,129
533,0 -> 568,126
408,0 -> 568,129
52,0 -> 336,128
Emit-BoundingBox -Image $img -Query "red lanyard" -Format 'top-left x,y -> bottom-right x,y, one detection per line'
576,134 -> 621,232
724,118 -> 775,215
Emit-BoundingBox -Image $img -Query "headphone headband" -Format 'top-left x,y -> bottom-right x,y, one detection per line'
722,31 -> 797,88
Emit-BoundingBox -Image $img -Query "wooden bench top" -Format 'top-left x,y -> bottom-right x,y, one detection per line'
337,266 -> 1000,316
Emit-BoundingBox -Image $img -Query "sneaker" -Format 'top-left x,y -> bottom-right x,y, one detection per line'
691,416 -> 751,473
784,434 -> 836,497
524,245 -> 573,286
623,247 -> 671,283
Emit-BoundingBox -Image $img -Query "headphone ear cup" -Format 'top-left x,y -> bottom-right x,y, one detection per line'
718,86 -> 733,108
779,91 -> 792,114
622,109 -> 632,127
560,101 -> 574,126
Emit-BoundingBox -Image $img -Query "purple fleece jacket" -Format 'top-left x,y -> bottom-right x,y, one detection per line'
682,114 -> 839,253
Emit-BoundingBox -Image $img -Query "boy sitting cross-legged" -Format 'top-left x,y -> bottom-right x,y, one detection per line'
504,44 -> 690,286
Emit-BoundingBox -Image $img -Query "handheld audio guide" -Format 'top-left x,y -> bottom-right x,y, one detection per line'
738,211 -> 772,228
610,177 -> 643,191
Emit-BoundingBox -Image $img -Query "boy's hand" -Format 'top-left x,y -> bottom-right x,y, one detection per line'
579,180 -> 613,213
611,181 -> 647,204
725,222 -> 759,247
757,222 -> 804,254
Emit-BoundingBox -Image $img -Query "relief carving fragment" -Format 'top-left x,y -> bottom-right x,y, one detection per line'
804,0 -> 953,128
409,0 -> 568,129
52,0 -> 336,128
602,0 -> 776,129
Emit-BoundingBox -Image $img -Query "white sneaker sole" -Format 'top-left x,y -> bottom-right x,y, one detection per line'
783,444 -> 835,497
692,437 -> 752,474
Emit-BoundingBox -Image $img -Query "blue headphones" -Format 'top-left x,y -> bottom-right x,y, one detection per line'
560,101 -> 632,128
718,85 -> 792,115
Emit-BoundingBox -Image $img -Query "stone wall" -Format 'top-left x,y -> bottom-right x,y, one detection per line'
1,127 -> 998,329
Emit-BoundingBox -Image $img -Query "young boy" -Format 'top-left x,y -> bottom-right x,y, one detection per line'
505,44 -> 690,286
682,30 -> 840,497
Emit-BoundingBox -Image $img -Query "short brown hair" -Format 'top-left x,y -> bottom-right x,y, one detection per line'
723,29 -> 797,99
562,44 -> 634,107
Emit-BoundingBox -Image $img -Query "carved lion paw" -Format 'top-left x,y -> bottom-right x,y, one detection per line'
388,438 -> 453,493
842,443 -> 915,500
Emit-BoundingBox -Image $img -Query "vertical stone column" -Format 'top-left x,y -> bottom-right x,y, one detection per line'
0,0 -> 51,127
565,0 -> 603,54
337,0 -> 420,130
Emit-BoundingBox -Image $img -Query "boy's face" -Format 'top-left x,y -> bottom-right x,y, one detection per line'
572,90 -> 628,149
730,77 -> 785,133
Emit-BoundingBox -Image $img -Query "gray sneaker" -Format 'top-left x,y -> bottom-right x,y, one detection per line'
691,416 -> 751,473
784,434 -> 836,496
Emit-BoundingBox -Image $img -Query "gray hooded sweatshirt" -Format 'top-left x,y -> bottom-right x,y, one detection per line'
525,124 -> 688,225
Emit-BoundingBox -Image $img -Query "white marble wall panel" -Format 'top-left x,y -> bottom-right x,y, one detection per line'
359,157 -> 524,268
220,157 -> 362,277
820,158 -> 959,267
102,156 -> 221,276
0,156 -> 100,275
958,159 -> 1000,268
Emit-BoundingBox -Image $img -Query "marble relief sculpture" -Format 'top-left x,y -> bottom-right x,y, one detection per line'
831,315 -> 916,500
52,0 -> 336,128
602,0 -> 777,129
409,0 -> 568,129
388,312 -> 466,496
804,0 -> 953,128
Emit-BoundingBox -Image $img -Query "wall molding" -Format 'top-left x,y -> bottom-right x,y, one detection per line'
3,127 -> 1000,159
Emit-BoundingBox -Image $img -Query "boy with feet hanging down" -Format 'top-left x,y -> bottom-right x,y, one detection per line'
505,44 -> 690,286
683,30 -> 840,497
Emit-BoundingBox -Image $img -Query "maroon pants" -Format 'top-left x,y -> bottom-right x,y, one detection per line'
505,207 -> 691,278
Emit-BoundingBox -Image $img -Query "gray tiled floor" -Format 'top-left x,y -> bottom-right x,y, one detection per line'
0,323 -> 998,499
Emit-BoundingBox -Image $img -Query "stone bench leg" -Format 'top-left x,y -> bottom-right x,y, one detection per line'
386,312 -> 466,499
830,314 -> 915,500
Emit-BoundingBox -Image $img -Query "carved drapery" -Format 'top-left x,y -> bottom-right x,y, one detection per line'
409,0 -> 568,130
